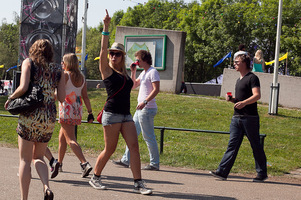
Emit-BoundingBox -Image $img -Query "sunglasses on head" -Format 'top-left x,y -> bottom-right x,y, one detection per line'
109,51 -> 122,57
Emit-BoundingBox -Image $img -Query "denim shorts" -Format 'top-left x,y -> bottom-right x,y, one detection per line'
102,110 -> 133,126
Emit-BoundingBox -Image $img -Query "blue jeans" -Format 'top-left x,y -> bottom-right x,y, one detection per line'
121,108 -> 160,168
217,115 -> 267,177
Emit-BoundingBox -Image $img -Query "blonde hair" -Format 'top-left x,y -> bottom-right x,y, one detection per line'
254,50 -> 264,63
63,53 -> 83,84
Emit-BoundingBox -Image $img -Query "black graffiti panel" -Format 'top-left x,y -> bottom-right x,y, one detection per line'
19,0 -> 77,64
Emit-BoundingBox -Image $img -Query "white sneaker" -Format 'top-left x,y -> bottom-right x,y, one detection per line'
133,180 -> 152,195
81,162 -> 93,178
89,175 -> 107,190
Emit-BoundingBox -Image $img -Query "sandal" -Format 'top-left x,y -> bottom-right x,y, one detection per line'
44,188 -> 54,200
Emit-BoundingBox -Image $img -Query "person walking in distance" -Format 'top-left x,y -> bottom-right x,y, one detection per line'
113,50 -> 160,171
210,52 -> 268,182
252,50 -> 265,72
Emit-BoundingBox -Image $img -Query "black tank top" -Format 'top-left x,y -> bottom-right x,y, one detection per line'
103,70 -> 133,115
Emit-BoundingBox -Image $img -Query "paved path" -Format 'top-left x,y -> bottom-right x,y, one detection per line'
1,147 -> 300,200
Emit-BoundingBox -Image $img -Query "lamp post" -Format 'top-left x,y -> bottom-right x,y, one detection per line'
269,0 -> 283,115
81,0 -> 88,77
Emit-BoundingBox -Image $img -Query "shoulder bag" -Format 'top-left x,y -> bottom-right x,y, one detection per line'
7,59 -> 44,115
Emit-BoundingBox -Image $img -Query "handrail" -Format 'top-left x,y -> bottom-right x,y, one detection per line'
0,114 -> 266,154
153,126 -> 266,154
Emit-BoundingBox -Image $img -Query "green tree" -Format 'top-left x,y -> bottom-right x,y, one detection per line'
0,22 -> 19,79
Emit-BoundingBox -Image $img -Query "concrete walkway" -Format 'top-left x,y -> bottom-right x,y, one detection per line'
1,147 -> 300,200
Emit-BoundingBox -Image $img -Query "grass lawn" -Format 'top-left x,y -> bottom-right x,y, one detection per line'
0,89 -> 300,176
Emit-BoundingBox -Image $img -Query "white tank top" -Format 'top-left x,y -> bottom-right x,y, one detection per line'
65,72 -> 85,96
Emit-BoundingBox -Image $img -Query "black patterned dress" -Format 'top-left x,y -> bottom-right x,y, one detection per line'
16,60 -> 62,143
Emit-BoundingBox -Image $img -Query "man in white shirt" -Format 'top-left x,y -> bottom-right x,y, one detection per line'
113,50 -> 160,170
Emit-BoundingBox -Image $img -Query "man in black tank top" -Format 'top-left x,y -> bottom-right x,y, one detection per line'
210,52 -> 268,182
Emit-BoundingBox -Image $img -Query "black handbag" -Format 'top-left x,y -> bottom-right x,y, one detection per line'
7,59 -> 44,115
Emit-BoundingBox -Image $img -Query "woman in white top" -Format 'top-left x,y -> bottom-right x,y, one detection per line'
52,53 -> 94,179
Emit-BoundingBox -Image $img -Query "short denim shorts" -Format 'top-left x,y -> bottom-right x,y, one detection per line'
102,110 -> 133,126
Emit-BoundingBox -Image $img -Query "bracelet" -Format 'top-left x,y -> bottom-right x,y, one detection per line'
102,31 -> 110,36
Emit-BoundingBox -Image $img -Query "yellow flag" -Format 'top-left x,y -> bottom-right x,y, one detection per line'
265,52 -> 288,65
94,57 -> 100,60
0,65 -> 4,68
279,52 -> 288,61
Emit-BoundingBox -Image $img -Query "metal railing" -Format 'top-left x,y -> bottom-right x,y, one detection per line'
154,126 -> 266,154
0,114 -> 266,154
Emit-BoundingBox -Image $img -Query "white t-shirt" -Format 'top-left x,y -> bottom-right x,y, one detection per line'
137,66 -> 160,108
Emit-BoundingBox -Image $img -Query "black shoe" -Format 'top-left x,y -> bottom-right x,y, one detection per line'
253,174 -> 268,182
112,160 -> 129,168
142,164 -> 159,171
209,171 -> 227,180
50,159 -> 60,179
44,188 -> 54,200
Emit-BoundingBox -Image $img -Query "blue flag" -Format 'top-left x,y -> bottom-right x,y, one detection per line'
213,52 -> 231,68
85,54 -> 88,61
6,65 -> 17,72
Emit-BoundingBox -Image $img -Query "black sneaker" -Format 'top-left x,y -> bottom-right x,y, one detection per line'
253,174 -> 268,182
209,171 -> 227,180
51,159 -> 60,179
112,160 -> 129,168
142,165 -> 159,171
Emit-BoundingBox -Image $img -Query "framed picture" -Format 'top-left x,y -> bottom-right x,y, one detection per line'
124,35 -> 167,70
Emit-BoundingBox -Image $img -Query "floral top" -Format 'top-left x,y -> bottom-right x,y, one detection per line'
59,72 -> 85,125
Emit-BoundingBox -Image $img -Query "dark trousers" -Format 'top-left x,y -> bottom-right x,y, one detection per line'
217,115 -> 267,177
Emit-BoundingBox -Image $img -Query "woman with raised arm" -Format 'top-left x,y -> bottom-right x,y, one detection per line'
89,9 -> 152,195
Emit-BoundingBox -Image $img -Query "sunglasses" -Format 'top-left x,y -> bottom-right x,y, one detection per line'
109,51 -> 123,57
234,60 -> 243,64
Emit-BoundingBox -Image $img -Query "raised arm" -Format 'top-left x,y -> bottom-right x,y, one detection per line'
99,9 -> 112,80
130,63 -> 140,89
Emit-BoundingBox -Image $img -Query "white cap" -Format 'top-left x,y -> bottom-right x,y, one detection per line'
233,51 -> 248,60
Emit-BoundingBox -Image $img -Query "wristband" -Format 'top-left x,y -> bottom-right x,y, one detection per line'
102,31 -> 110,36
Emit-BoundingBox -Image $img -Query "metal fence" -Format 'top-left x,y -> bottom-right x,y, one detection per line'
0,114 -> 266,154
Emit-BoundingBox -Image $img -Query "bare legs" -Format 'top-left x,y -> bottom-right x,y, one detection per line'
58,123 -> 87,164
121,122 -> 141,179
18,136 -> 50,200
44,147 -> 54,162
93,122 -> 141,179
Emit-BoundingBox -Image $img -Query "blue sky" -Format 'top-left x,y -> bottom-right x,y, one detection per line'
0,0 -> 195,29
